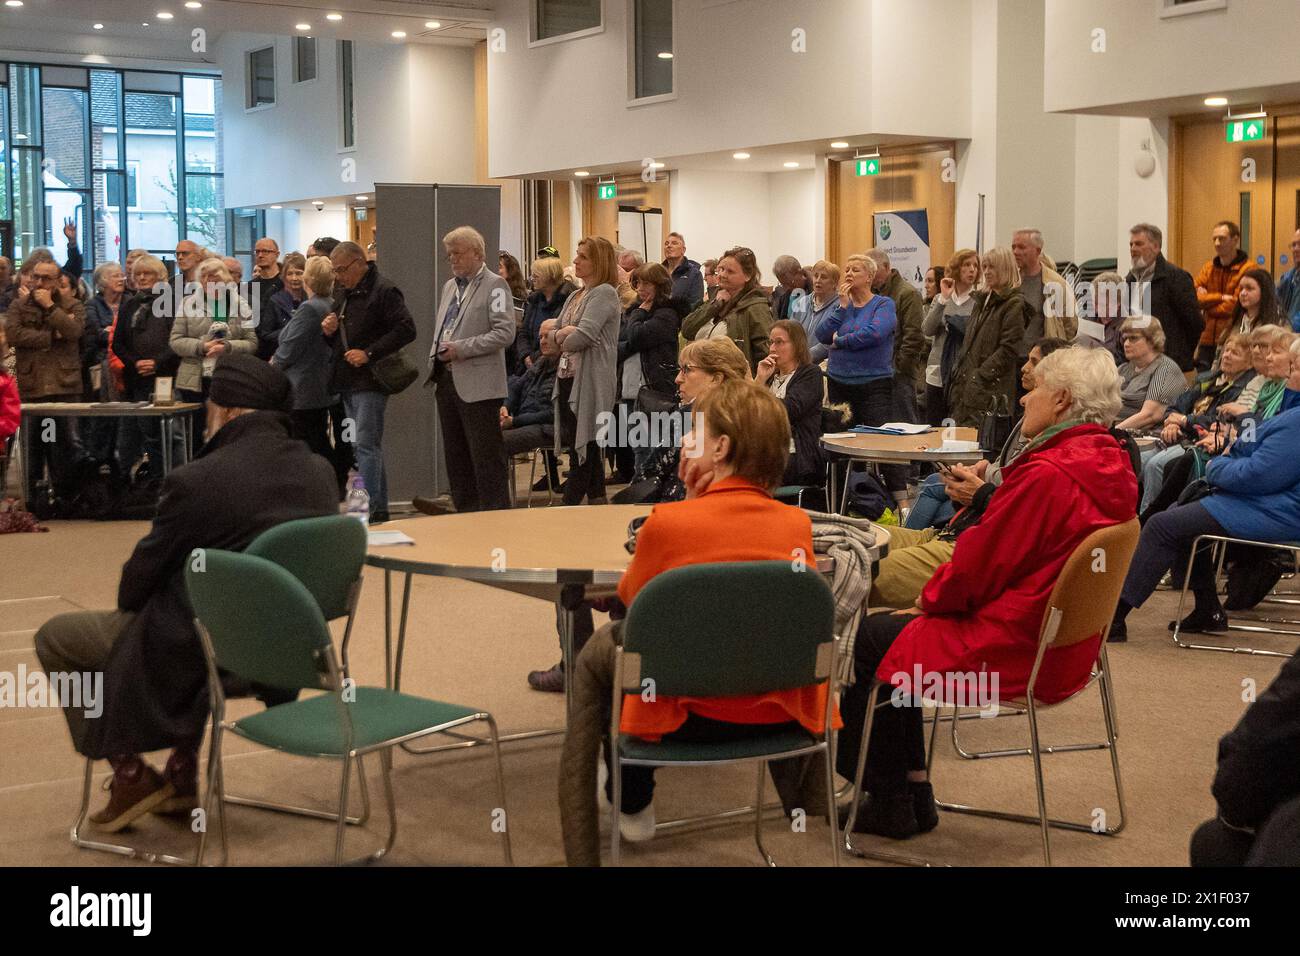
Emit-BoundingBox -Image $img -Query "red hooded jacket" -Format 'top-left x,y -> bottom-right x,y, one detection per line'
0,372 -> 19,444
879,422 -> 1137,704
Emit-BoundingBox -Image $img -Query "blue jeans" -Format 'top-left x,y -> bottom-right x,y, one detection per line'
1140,443 -> 1187,512
343,389 -> 389,513
904,472 -> 956,529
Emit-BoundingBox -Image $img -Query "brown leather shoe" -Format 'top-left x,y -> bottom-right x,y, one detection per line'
154,758 -> 199,816
90,764 -> 174,833
412,495 -> 455,516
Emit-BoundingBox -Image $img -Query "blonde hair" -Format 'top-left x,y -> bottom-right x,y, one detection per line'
693,379 -> 791,489
577,235 -> 619,289
810,259 -> 841,286
1120,314 -> 1165,353
981,246 -> 1020,292
197,259 -> 233,284
531,256 -> 566,287
133,254 -> 167,283
845,253 -> 878,283
678,337 -> 751,383
1035,347 -> 1122,425
303,256 -> 334,297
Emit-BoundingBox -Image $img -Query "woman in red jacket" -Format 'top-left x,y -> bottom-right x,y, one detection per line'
0,324 -> 19,446
838,347 -> 1137,838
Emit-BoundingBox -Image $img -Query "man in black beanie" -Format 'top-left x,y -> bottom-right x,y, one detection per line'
34,353 -> 339,833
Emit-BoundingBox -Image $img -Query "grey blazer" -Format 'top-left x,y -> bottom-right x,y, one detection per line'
273,294 -> 336,410
427,266 -> 516,403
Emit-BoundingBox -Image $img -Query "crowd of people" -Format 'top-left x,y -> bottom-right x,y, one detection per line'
14,214 -> 1300,866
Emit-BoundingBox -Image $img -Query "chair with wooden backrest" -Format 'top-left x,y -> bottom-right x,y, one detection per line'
844,518 -> 1140,866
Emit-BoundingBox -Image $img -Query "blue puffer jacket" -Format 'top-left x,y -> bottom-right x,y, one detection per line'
1204,395 -> 1300,541
814,295 -> 896,383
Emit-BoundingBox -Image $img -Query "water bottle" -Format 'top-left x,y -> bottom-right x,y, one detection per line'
343,471 -> 370,527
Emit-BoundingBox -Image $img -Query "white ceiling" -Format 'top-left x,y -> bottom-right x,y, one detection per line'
0,0 -> 496,53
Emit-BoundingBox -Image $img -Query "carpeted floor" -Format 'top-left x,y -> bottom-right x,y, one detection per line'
1,505 -> 1292,867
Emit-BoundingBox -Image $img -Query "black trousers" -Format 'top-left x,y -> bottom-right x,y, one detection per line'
328,401 -> 354,494
434,365 -> 510,512
1121,500 -> 1228,610
24,392 -> 83,504
290,406 -> 342,495
925,383 -> 949,428
828,375 -> 907,495
557,376 -> 606,505
835,612 -> 928,793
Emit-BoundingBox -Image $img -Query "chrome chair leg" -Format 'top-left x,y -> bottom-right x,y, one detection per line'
483,714 -> 514,865
610,741 -> 623,867
754,761 -> 775,867
223,755 -> 371,825
1025,697 -> 1052,866
334,753 -> 353,866
823,743 -> 841,867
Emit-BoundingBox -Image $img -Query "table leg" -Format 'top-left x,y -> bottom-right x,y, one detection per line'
392,572 -> 413,693
559,600 -> 575,722
19,413 -> 32,506
161,416 -> 173,476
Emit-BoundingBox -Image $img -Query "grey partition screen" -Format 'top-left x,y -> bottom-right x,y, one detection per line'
373,183 -> 501,506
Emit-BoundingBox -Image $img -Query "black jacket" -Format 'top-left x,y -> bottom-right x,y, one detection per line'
81,411 -> 339,759
111,289 -> 181,395
1213,651 -> 1300,831
327,263 -> 417,393
1170,367 -> 1254,437
1126,253 -> 1202,372
777,363 -> 825,485
254,272 -> 286,360
515,281 -> 576,374
506,356 -> 557,427
618,300 -> 680,398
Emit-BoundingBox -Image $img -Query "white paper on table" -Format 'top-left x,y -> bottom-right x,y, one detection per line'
367,530 -> 416,547
823,431 -> 860,439
1076,318 -> 1107,342
878,422 -> 932,435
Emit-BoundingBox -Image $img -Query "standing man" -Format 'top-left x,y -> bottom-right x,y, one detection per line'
0,256 -> 16,312
221,257 -> 244,284
3,255 -> 87,515
771,255 -> 814,321
251,237 -> 285,359
865,247 -> 926,423
170,240 -> 205,319
661,232 -> 703,310
1194,220 -> 1252,369
1125,222 -> 1201,372
322,241 -> 416,523
415,226 -> 515,515
1010,228 -> 1078,354
1276,229 -> 1300,331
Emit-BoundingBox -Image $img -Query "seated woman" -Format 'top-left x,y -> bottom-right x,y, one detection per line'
1115,315 -> 1186,433
558,378 -> 840,863
755,319 -> 826,487
1139,332 -> 1256,513
837,348 -> 1137,838
1140,326 -> 1294,521
904,337 -> 1070,532
528,338 -> 751,694
1110,334 -> 1300,641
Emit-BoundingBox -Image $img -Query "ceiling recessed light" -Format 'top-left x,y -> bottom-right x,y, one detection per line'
93,23 -> 104,30
574,171 -> 590,177
391,30 -> 407,38
830,141 -> 849,149
657,52 -> 673,59
15,132 -> 27,140
1204,96 -> 1229,107
157,11 -> 174,20
783,161 -> 800,168
270,205 -> 282,210
296,23 -> 311,31
425,20 -> 441,29
186,2 -> 203,8
650,162 -> 666,169
326,13 -> 342,21
355,195 -> 369,201
733,152 -> 750,160
142,22 -> 151,27
5,1 -> 24,8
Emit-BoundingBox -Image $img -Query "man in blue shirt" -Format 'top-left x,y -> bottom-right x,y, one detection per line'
661,232 -> 703,310
1278,229 -> 1300,331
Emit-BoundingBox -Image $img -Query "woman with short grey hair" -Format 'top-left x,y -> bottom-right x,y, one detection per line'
1116,314 -> 1185,432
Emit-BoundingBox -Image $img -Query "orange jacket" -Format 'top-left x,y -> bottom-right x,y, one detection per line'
616,476 -> 840,740
1195,252 -> 1252,347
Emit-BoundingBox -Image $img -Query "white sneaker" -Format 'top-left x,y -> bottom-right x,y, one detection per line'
597,758 -> 613,834
618,802 -> 657,843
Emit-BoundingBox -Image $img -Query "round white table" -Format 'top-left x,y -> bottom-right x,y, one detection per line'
821,426 -> 986,513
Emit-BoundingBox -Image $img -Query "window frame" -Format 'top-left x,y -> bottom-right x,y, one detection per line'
530,0 -> 605,48
338,39 -> 357,151
1159,0 -> 1228,18
245,45 -> 276,111
626,0 -> 676,106
293,35 -> 318,85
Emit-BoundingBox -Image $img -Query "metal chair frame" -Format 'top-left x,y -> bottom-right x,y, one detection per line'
609,638 -> 841,868
1172,534 -> 1300,657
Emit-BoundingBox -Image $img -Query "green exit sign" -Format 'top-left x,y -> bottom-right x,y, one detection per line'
598,182 -> 617,200
855,158 -> 880,177
1226,118 -> 1266,143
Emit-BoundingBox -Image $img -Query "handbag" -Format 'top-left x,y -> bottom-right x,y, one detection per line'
977,392 -> 1013,455
339,305 -> 417,396
635,384 -> 677,416
1176,477 -> 1214,506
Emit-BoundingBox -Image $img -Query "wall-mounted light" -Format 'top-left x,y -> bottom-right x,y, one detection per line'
830,141 -> 849,149
733,152 -> 750,160
1204,96 -> 1228,107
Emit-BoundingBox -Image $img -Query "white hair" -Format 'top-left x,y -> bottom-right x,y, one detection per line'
1035,347 -> 1122,425
92,261 -> 122,292
442,226 -> 486,257
1013,228 -> 1044,249
865,247 -> 890,269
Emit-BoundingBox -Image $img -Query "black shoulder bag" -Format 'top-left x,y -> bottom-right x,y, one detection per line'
339,300 -> 418,395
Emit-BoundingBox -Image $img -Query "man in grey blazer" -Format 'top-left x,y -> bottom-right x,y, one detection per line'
416,226 -> 516,513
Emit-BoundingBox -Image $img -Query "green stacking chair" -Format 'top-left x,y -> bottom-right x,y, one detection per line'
226,515 -> 374,825
186,550 -> 513,866
610,560 -> 840,866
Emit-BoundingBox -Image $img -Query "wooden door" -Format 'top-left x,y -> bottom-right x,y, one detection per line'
1274,114 -> 1300,274
582,173 -> 671,248
351,206 -> 377,258
828,144 -> 956,268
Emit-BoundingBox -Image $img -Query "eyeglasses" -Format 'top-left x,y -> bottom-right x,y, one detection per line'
681,364 -> 705,374
1121,333 -> 1147,343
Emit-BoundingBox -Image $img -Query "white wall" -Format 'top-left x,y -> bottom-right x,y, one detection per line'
219,34 -> 477,209
486,0 -> 971,179
955,0 -> 1001,250
670,171 -> 776,279
1045,0 -> 1300,114
767,170 -> 819,267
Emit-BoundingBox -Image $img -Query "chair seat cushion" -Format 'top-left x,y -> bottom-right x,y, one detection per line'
618,726 -> 819,764
233,686 -> 483,757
